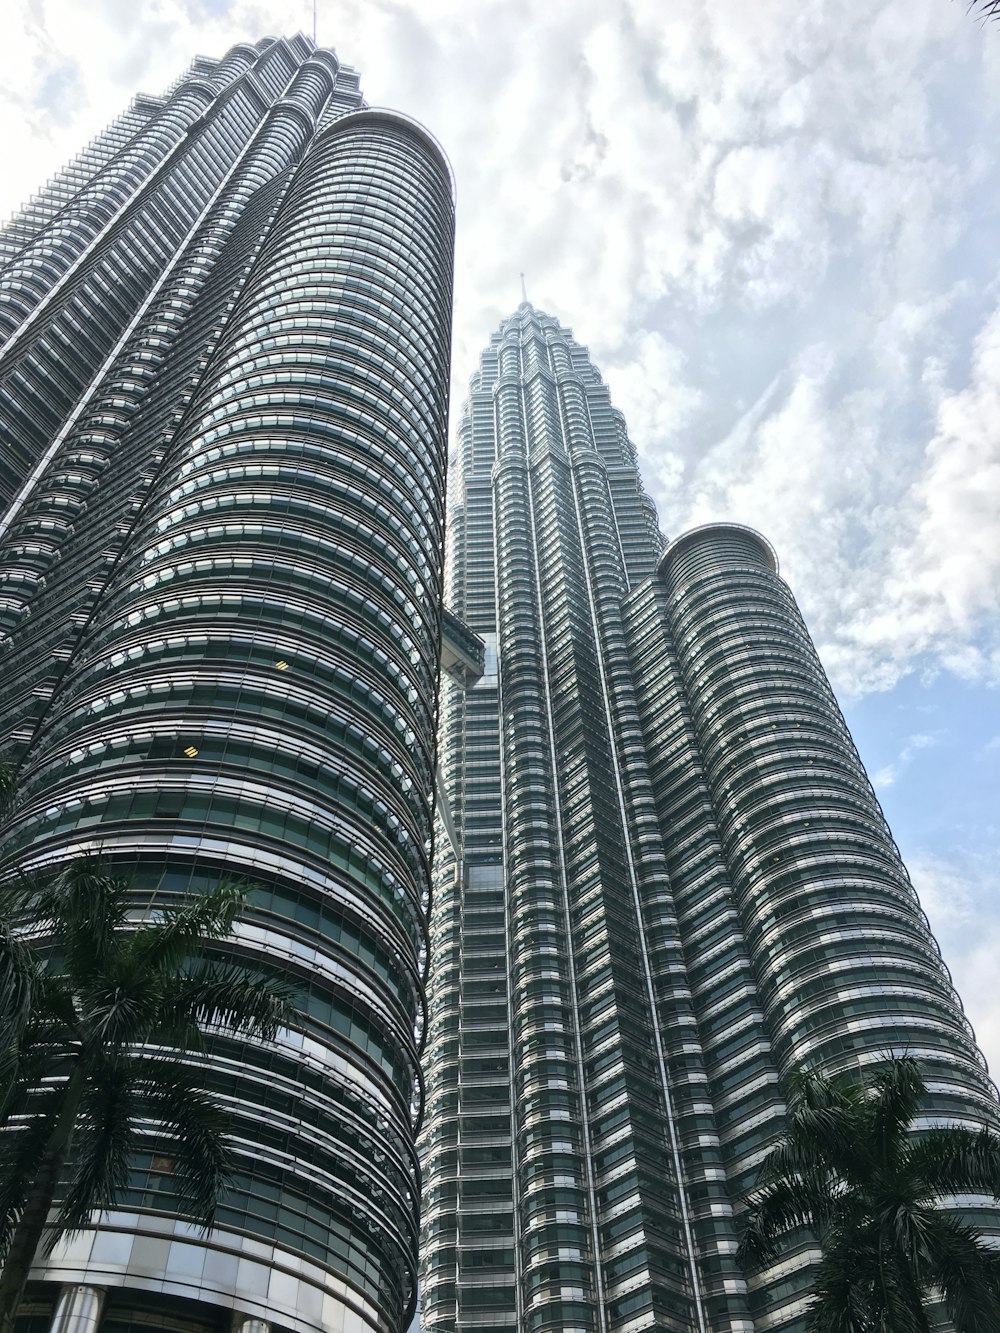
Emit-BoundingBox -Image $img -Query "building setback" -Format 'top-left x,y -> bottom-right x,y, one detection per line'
0,35 -> 454,1333
420,303 -> 1000,1332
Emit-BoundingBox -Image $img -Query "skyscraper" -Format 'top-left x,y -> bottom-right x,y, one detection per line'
0,35 -> 454,1333
420,303 -> 1000,1332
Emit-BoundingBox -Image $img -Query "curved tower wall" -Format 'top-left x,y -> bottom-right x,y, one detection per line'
652,526 -> 998,1318
0,39 -> 454,1333
656,526 -> 990,1100
423,304 -> 1000,1333
624,524 -> 1000,1327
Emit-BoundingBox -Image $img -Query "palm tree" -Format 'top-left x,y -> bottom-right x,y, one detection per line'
971,2 -> 1000,21
0,859 -> 291,1333
0,758 -> 15,823
738,1056 -> 1000,1332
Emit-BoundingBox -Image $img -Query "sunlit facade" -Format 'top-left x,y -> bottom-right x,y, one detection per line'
0,35 -> 454,1333
419,303 -> 1000,1332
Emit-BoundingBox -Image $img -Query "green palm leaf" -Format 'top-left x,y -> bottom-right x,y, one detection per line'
870,1056 -> 925,1165
0,1086 -> 60,1258
905,1125 -> 1000,1202
0,760 -> 15,822
0,859 -> 291,1325
124,882 -> 246,980
740,1056 -> 1000,1331
0,925 -> 37,1096
53,1061 -> 137,1241
162,963 -> 292,1043
921,1212 -> 1000,1332
740,1172 -> 838,1267
137,1059 -> 232,1224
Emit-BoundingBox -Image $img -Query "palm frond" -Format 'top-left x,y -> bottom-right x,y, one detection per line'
125,883 -> 247,980
138,1059 -> 232,1224
0,923 -> 39,1090
739,1172 -> 836,1268
0,863 -> 278,1279
0,1087 -> 63,1259
806,1233 -> 884,1333
31,973 -> 78,1033
161,963 -> 293,1043
0,758 -> 16,822
906,1125 -> 1000,1204
6,1005 -> 81,1094
869,1056 -> 925,1169
920,1211 -> 1000,1332
815,1226 -> 933,1333
758,1135 -> 848,1192
52,1063 -> 137,1241
776,1067 -> 871,1183
4,861 -> 132,974
81,979 -> 157,1050
970,1 -> 1000,24
872,1197 -> 955,1300
52,862 -> 132,981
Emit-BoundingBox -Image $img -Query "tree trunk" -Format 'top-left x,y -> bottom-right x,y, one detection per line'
0,1063 -> 86,1333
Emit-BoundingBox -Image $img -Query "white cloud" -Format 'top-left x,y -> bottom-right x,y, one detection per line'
2,0 -> 998,702
899,306 -> 1000,637
602,331 -> 703,496
871,731 -> 944,790
909,851 -> 1000,1081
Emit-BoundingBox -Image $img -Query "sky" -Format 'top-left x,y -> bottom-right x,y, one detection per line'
1,0 -> 998,1074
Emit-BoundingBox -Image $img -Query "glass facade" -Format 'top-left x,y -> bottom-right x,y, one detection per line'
420,303 -> 1000,1331
0,35 -> 454,1333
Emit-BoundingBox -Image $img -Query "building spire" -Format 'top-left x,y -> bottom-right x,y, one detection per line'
520,272 -> 528,304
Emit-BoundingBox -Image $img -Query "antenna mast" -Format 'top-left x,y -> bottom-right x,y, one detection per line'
313,0 -> 317,43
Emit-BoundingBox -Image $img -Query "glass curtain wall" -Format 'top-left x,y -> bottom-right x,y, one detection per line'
0,37 -> 455,1333
420,303 -> 1000,1333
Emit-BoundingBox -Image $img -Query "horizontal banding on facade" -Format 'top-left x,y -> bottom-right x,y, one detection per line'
657,525 -> 996,1124
3,105 -> 454,1333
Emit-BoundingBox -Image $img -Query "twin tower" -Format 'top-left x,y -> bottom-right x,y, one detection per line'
0,32 -> 995,1333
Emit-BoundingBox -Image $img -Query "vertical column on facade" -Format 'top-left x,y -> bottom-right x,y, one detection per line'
493,334 -> 608,1333
421,349 -> 518,1328
624,578 -> 787,1328
0,71 -> 353,752
516,318 -> 690,1331
0,42 -> 310,510
419,405 -> 468,1333
419,748 -> 466,1325
537,346 -> 682,1332
0,71 -> 216,346
513,311 -> 702,1331
1,111 -> 455,1333
420,376 -> 464,1331
556,366 -> 753,1329
657,524 -> 1000,1293
48,1286 -> 104,1333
